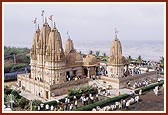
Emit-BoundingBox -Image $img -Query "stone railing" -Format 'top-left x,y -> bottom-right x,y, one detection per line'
50,78 -> 89,90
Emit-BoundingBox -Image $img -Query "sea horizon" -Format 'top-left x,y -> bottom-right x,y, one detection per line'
4,39 -> 164,62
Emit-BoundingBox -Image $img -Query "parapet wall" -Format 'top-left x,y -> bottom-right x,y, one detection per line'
50,78 -> 89,90
100,71 -> 158,89
119,71 -> 158,88
50,78 -> 89,96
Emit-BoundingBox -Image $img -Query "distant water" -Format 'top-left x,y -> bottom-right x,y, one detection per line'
5,40 -> 164,61
74,40 -> 164,61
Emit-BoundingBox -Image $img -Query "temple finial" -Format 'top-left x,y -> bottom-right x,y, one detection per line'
38,24 -> 40,30
67,31 -> 70,39
115,28 -> 119,39
54,22 -> 56,28
45,17 -> 47,24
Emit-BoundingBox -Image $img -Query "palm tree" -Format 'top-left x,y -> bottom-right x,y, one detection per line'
102,52 -> 107,57
95,51 -> 100,57
137,55 -> 142,65
89,50 -> 93,55
127,55 -> 132,64
5,94 -> 16,109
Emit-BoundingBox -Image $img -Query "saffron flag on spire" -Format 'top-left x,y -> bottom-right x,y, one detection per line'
49,15 -> 53,21
32,18 -> 37,24
41,10 -> 45,16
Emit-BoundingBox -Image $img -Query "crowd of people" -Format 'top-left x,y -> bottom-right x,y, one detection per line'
92,94 -> 140,111
35,92 -> 100,111
34,82 -> 164,111
127,79 -> 150,89
66,75 -> 87,82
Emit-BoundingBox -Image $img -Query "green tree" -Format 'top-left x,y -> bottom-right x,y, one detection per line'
160,56 -> 164,69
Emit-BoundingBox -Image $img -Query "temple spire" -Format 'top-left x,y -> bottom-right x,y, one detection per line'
67,31 -> 70,39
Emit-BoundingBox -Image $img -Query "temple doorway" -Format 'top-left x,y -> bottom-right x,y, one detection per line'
73,70 -> 77,76
19,81 -> 21,87
45,91 -> 49,99
84,67 -> 88,76
66,71 -> 70,81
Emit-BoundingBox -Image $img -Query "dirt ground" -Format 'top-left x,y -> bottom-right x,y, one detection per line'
127,88 -> 164,111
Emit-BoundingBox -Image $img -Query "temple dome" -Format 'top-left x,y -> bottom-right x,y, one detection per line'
66,50 -> 83,66
83,54 -> 98,66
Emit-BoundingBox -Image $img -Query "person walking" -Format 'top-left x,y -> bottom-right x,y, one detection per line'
74,100 -> 78,109
139,89 -> 142,95
96,94 -> 99,101
125,101 -> 130,110
83,97 -> 86,105
69,104 -> 73,111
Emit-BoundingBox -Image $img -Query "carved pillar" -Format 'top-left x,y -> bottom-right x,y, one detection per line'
87,67 -> 90,78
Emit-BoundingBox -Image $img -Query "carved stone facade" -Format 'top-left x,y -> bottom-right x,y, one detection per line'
17,20 -> 92,101
106,33 -> 129,89
18,18 -> 156,100
107,34 -> 128,78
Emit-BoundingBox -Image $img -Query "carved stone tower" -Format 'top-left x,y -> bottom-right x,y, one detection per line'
45,22 -> 66,85
64,35 -> 74,55
107,29 -> 128,89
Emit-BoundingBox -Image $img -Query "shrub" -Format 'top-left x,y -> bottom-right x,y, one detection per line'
32,100 -> 43,106
67,86 -> 97,97
74,94 -> 129,111
11,90 -> 20,98
141,81 -> 163,92
18,97 -> 29,109
44,100 -> 58,106
135,81 -> 164,94
4,89 -> 12,95
32,106 -> 37,111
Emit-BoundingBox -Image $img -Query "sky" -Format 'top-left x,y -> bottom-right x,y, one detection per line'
3,2 -> 165,48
